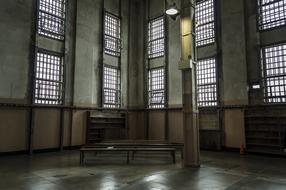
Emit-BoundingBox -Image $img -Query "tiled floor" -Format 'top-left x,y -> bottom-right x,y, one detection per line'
0,150 -> 286,190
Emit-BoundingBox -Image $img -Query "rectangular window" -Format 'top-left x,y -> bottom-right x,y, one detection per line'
34,50 -> 64,105
195,0 -> 215,47
148,67 -> 165,108
148,16 -> 165,59
258,0 -> 286,30
104,12 -> 121,57
37,0 -> 66,40
103,65 -> 121,108
261,43 -> 286,103
196,57 -> 217,107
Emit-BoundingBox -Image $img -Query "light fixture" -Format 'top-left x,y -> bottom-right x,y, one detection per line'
166,3 -> 180,20
166,3 -> 179,15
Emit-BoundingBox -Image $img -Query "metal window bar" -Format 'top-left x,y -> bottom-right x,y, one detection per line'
195,0 -> 215,47
258,0 -> 286,30
148,67 -> 165,108
148,16 -> 165,59
196,58 -> 217,107
261,43 -> 286,103
34,50 -> 64,105
103,65 -> 121,108
104,12 -> 121,57
37,0 -> 66,40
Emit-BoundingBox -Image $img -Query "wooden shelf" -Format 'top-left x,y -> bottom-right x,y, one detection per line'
90,116 -> 125,120
246,148 -> 286,155
245,129 -> 280,132
86,111 -> 127,143
245,121 -> 284,126
245,109 -> 286,155
245,115 -> 286,119
89,121 -> 125,125
247,143 -> 281,148
89,126 -> 125,130
246,136 -> 280,140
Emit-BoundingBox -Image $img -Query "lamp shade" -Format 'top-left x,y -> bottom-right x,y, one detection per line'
166,3 -> 179,15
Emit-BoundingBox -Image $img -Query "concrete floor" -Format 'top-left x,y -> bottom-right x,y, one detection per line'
0,151 -> 286,190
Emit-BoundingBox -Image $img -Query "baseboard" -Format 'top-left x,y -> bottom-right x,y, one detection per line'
222,147 -> 240,152
33,148 -> 61,153
63,145 -> 82,150
200,147 -> 222,151
0,150 -> 28,156
0,145 -> 83,156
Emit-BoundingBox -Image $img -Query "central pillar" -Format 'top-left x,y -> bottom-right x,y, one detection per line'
179,0 -> 200,167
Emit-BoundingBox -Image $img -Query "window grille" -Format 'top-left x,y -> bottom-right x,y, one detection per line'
258,0 -> 286,30
103,65 -> 121,108
34,50 -> 64,105
195,0 -> 215,47
148,67 -> 165,108
148,17 -> 165,59
196,57 -> 217,107
261,43 -> 286,103
104,12 -> 121,57
37,0 -> 66,40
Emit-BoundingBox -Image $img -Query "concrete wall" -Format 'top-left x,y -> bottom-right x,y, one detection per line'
0,0 -> 33,152
221,0 -> 248,106
245,0 -> 286,105
141,0 -> 285,149
1,0 -> 286,153
74,0 -> 102,107
0,0 -> 32,102
128,0 -> 145,108
0,0 -> 138,153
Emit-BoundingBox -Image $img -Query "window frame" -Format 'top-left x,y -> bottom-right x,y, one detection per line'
196,57 -> 218,107
104,11 -> 121,57
33,48 -> 65,105
261,42 -> 286,104
147,16 -> 165,59
37,0 -> 67,41
148,67 -> 166,109
195,0 -> 216,47
102,64 -> 121,108
257,0 -> 286,31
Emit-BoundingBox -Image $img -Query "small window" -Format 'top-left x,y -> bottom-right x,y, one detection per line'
37,0 -> 66,40
195,0 -> 215,47
104,12 -> 121,57
148,67 -> 165,108
258,0 -> 286,30
261,43 -> 286,103
103,65 -> 121,108
34,50 -> 64,105
196,57 -> 217,107
148,17 -> 165,59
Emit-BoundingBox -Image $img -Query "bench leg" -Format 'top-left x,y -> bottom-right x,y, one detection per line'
181,149 -> 184,160
80,151 -> 84,165
127,151 -> 130,164
172,151 -> 176,164
132,151 -> 136,160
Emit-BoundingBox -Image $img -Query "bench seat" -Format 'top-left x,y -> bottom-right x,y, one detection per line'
80,147 -> 176,165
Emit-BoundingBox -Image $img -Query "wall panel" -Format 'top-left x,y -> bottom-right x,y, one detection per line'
168,111 -> 183,143
33,109 -> 60,150
148,111 -> 165,140
71,110 -> 86,146
224,109 -> 245,148
0,109 -> 28,152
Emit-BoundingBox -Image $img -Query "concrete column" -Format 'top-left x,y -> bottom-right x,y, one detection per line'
179,0 -> 200,167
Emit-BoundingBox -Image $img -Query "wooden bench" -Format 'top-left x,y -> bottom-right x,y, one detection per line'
80,147 -> 176,165
83,143 -> 184,159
